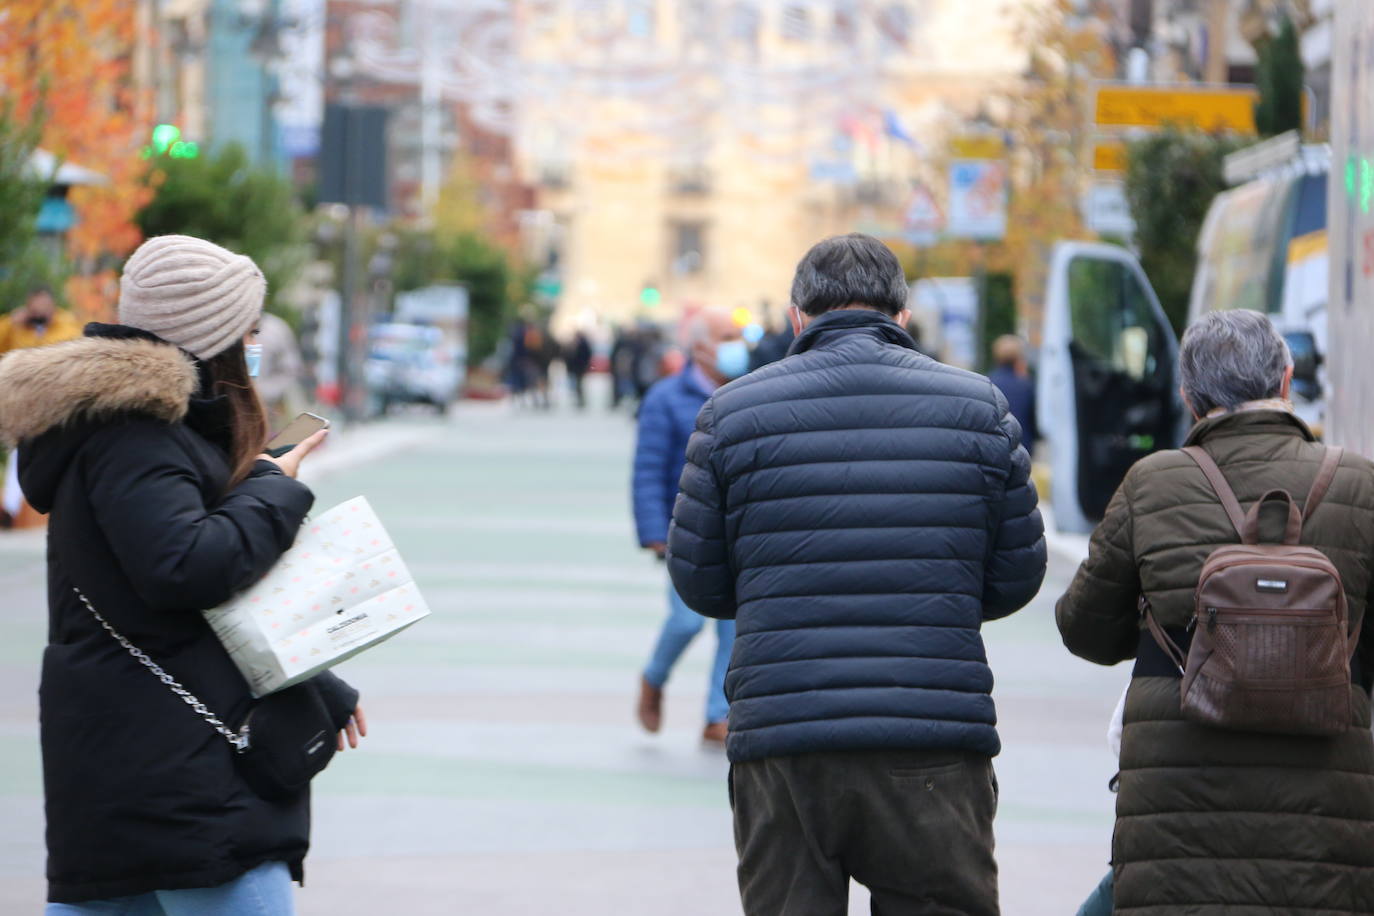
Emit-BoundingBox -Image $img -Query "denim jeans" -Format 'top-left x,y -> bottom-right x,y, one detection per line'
45,861 -> 294,916
1076,870 -> 1114,916
644,583 -> 735,724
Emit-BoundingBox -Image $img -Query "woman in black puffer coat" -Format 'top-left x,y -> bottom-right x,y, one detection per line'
0,236 -> 362,913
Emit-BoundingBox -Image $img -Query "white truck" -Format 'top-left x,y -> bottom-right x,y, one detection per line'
1326,0 -> 1374,458
1038,142 -> 1334,532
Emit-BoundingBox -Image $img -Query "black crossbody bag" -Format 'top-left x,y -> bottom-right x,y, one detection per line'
74,587 -> 337,801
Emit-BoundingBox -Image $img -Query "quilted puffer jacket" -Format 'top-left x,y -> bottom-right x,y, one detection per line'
1057,409 -> 1374,915
667,308 -> 1046,763
632,365 -> 714,547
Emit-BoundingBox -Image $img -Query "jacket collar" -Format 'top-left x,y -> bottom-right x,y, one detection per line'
787,308 -> 918,357
680,360 -> 717,398
1184,408 -> 1316,447
0,325 -> 199,446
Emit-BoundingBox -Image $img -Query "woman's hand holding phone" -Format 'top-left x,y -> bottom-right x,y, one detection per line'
257,428 -> 328,479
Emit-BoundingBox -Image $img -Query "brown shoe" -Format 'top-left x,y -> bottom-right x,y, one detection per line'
637,676 -> 664,733
702,721 -> 728,746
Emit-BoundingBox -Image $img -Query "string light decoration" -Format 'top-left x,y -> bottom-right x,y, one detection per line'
334,0 -> 929,169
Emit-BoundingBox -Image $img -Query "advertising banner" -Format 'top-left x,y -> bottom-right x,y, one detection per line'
947,159 -> 1008,240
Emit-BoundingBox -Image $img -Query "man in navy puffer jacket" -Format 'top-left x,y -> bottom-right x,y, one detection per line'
667,234 -> 1046,916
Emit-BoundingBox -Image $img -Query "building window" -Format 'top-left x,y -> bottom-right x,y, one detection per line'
832,1 -> 857,45
680,0 -> 713,46
626,0 -> 655,38
526,0 -> 559,35
781,4 -> 811,43
671,222 -> 707,276
877,3 -> 912,53
575,0 -> 612,42
728,1 -> 760,52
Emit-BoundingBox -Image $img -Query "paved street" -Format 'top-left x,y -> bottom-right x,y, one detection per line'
0,400 -> 1125,916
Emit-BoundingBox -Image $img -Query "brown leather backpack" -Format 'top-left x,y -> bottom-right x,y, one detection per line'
1144,445 -> 1357,737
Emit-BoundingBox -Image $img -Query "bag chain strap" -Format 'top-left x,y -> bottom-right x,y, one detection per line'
72,587 -> 250,753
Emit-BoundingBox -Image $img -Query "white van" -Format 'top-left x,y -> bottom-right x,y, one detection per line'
1038,158 -> 1328,533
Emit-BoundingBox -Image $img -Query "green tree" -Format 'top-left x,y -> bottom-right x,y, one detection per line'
1125,128 -> 1243,334
1254,16 -> 1305,138
0,103 -> 65,311
980,272 -> 1017,371
136,143 -> 309,319
391,228 -> 525,365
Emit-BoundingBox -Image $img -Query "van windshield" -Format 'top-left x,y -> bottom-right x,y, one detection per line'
1192,175 -> 1292,315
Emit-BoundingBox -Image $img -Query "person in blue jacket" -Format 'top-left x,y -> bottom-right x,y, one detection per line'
634,308 -> 749,746
668,235 -> 1046,915
988,334 -> 1038,454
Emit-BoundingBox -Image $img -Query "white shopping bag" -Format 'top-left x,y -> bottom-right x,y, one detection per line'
204,496 -> 431,697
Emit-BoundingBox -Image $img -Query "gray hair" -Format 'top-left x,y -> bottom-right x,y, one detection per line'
1179,310 -> 1292,416
686,307 -> 730,345
790,234 -> 908,317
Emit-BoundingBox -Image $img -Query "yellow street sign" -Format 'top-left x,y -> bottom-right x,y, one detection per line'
1094,142 -> 1128,173
1095,85 -> 1258,134
950,135 -> 1006,159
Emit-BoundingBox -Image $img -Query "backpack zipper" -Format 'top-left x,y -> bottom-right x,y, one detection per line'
1200,607 -> 1335,627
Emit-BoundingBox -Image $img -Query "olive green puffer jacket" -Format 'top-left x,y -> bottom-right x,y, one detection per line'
1057,410 -> 1374,915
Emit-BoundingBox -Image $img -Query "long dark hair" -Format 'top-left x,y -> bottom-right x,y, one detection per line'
204,341 -> 268,489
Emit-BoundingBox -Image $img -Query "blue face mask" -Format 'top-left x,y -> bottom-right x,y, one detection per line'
245,343 -> 263,378
715,340 -> 751,380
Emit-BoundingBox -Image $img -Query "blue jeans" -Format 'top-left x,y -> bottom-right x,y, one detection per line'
644,584 -> 735,724
46,861 -> 294,916
1076,870 -> 1113,916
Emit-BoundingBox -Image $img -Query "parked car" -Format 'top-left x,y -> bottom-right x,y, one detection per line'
364,323 -> 462,416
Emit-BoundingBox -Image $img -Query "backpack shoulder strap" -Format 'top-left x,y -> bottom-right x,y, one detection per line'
1303,446 -> 1344,522
1183,446 -> 1247,538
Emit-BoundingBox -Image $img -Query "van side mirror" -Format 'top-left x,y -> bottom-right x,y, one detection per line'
1284,332 -> 1321,385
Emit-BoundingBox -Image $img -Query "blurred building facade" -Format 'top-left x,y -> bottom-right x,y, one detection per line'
513,0 -> 1037,328
134,0 -> 294,169
322,0 -> 532,243
312,0 -> 1042,328
1104,0 -> 1335,125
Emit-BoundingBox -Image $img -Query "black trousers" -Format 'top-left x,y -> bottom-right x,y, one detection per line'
730,749 -> 999,916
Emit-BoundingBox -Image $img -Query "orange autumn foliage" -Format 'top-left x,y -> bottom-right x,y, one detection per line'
0,0 -> 154,319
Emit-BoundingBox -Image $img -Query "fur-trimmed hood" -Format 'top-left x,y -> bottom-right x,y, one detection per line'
0,336 -> 198,447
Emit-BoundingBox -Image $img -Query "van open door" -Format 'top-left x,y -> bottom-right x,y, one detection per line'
1038,242 -> 1182,534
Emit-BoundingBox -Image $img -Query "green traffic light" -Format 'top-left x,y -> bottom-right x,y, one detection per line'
1362,159 -> 1374,215
151,124 -> 181,155
640,287 -> 662,308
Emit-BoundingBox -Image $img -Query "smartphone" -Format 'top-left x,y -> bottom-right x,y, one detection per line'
265,412 -> 330,458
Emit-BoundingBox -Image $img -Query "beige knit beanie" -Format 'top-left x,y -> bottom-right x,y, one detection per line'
118,235 -> 266,360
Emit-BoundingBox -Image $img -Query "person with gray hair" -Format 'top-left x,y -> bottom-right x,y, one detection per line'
667,234 -> 1046,914
1057,307 -> 1374,914
1179,309 -> 1293,417
633,307 -> 748,746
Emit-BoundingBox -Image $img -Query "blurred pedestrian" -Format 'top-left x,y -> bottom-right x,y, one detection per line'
632,325 -> 665,402
610,326 -> 632,410
0,285 -> 83,529
634,308 -> 749,746
505,319 -> 531,404
0,284 -> 82,355
530,323 -> 559,410
0,235 -> 364,914
667,234 -> 1046,915
748,313 -> 794,371
255,311 -> 306,430
565,330 -> 594,410
1057,310 -> 1374,914
987,334 -> 1037,453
